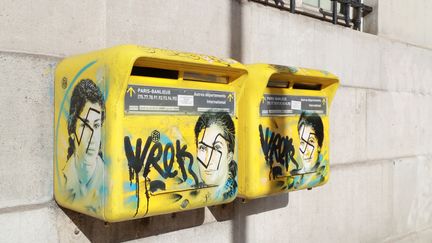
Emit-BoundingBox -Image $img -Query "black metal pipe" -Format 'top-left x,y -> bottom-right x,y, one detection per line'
332,0 -> 338,24
344,1 -> 350,25
352,0 -> 362,30
290,0 -> 296,13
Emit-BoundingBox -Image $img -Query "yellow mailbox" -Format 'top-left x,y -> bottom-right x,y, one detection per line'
238,64 -> 339,199
54,45 -> 247,222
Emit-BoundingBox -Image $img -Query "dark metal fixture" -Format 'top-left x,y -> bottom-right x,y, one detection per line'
249,0 -> 373,31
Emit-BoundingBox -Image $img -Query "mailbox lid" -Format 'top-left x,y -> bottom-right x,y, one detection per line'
238,64 -> 339,199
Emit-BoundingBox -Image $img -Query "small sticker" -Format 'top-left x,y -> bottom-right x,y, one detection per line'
291,100 -> 302,110
129,105 -> 138,111
177,95 -> 194,106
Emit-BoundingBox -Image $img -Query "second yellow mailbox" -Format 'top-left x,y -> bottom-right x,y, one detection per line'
238,64 -> 339,199
54,45 -> 247,222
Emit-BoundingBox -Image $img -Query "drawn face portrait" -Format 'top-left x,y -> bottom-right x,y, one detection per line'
299,123 -> 320,171
197,124 -> 232,185
74,102 -> 102,166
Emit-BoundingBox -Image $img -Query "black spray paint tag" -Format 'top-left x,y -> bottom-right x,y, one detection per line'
125,85 -> 235,115
260,94 -> 327,116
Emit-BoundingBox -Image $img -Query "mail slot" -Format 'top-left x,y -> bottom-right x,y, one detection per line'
238,64 -> 339,199
54,45 -> 247,222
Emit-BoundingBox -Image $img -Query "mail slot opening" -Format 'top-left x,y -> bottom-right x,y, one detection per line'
267,73 -> 290,88
292,82 -> 322,90
131,66 -> 179,79
267,79 -> 290,88
131,58 -> 242,84
183,71 -> 229,84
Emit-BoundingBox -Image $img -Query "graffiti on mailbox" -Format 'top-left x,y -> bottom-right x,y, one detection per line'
124,112 -> 237,217
61,78 -> 106,213
296,112 -> 324,174
124,134 -> 199,216
195,112 -> 237,200
258,112 -> 327,191
259,125 -> 298,180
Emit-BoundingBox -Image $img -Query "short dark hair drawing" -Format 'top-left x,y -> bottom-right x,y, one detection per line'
194,112 -> 235,153
297,112 -> 324,148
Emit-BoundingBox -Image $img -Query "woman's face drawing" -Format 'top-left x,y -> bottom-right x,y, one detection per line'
299,124 -> 319,171
74,102 -> 102,165
197,124 -> 232,185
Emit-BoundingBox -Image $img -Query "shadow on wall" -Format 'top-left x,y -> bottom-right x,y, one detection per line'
228,1 -> 290,242
208,193 -> 290,242
230,0 -> 243,61
232,194 -> 290,243
61,206 -> 205,243
61,193 -> 288,243
208,194 -> 289,222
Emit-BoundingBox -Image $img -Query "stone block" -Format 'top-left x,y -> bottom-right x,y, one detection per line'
0,52 -> 58,208
0,0 -> 105,56
392,155 -> 432,236
365,90 -> 432,160
330,87 -> 367,164
105,0 -> 233,58
0,205 -> 57,242
237,160 -> 393,242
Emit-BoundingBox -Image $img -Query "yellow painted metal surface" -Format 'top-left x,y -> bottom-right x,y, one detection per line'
238,64 -> 339,199
54,45 -> 247,222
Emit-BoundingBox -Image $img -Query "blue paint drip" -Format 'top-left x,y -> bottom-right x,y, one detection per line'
124,181 -> 137,192
100,185 -> 109,198
54,60 -> 98,183
166,151 -> 173,160
306,176 -> 322,187
159,133 -> 172,145
125,195 -> 138,205
214,185 -> 224,200
185,178 -> 194,186
105,158 -> 112,167
265,128 -> 271,138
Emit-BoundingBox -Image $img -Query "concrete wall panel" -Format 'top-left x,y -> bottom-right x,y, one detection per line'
0,52 -> 58,208
378,0 -> 432,49
0,0 -> 105,56
366,90 -> 432,160
106,0 -> 233,58
392,156 -> 432,238
330,87 -> 367,164
238,160 -> 393,243
0,206 -> 57,243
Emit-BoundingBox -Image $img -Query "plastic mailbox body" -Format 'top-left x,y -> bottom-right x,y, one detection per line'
238,64 -> 339,199
54,45 -> 247,222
